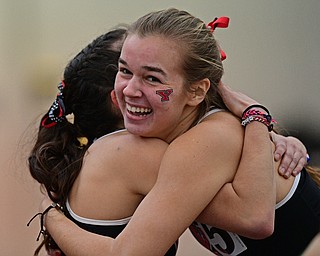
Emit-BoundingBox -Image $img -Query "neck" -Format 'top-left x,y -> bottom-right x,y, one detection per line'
164,106 -> 199,144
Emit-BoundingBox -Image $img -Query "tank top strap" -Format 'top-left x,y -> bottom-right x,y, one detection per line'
93,129 -> 127,143
197,108 -> 225,124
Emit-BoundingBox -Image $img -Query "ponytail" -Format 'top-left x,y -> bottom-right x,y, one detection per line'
306,165 -> 320,187
29,114 -> 88,203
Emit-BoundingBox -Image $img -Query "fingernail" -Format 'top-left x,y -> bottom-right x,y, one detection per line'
279,167 -> 285,174
275,154 -> 280,161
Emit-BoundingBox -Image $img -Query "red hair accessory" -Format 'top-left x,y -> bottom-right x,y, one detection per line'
207,17 -> 230,31
41,81 -> 66,128
207,17 -> 230,61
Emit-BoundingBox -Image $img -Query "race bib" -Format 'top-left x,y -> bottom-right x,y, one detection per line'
189,221 -> 247,256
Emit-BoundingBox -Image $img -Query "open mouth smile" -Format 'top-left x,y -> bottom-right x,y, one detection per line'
126,103 -> 153,116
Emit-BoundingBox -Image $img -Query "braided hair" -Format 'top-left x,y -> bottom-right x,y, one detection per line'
28,27 -> 126,205
28,28 -> 127,255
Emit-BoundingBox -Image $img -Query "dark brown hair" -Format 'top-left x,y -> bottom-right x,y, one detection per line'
28,27 -> 127,255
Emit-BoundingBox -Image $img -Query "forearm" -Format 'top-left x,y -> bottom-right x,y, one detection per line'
198,122 -> 276,238
45,208 -> 114,256
230,121 -> 276,217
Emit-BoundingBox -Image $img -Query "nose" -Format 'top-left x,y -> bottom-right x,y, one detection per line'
123,76 -> 143,97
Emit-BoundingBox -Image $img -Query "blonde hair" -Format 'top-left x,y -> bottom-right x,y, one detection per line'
306,166 -> 320,187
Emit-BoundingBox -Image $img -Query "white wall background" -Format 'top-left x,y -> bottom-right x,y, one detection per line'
0,0 -> 319,255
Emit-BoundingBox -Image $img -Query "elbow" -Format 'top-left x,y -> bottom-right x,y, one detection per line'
247,217 -> 274,239
244,210 -> 275,239
249,210 -> 275,239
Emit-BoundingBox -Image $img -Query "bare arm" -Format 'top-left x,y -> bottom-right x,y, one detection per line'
197,123 -> 275,238
44,115 -> 252,255
197,83 -> 307,238
217,82 -> 307,176
42,85 -> 276,255
302,233 -> 320,256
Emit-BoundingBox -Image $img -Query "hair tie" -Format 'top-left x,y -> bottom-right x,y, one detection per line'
77,137 -> 88,148
41,81 -> 66,128
207,16 -> 230,61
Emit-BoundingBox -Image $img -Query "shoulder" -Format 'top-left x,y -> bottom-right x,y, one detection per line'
89,130 -> 167,157
151,112 -> 245,213
173,111 -> 243,151
85,130 -> 168,194
161,111 -> 244,181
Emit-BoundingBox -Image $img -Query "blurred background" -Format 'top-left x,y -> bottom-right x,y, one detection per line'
0,0 -> 319,255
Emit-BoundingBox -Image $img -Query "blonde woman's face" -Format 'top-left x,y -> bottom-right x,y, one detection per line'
115,34 -> 195,142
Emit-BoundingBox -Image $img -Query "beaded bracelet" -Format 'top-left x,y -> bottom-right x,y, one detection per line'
241,115 -> 274,131
27,202 -> 64,241
241,104 -> 277,132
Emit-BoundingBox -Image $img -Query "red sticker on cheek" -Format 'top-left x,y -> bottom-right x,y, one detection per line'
156,89 -> 173,102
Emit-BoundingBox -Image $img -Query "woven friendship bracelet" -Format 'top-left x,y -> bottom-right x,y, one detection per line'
241,105 -> 277,132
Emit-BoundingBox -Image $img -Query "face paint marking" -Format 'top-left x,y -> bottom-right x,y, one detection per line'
156,89 -> 173,102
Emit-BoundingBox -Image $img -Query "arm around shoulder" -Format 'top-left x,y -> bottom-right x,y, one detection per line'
197,118 -> 276,239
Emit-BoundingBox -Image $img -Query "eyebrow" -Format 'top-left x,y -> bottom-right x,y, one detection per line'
119,58 -> 167,77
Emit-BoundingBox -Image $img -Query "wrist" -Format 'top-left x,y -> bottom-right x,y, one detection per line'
241,104 -> 277,132
27,202 -> 64,242
44,203 -> 64,229
242,104 -> 270,116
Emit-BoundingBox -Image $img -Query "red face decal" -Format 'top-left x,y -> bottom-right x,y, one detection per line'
156,89 -> 173,102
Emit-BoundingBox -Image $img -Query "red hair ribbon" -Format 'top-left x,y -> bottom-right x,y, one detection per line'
207,17 -> 230,31
207,16 -> 230,61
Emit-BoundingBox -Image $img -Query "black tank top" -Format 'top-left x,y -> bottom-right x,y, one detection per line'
65,201 -> 178,255
189,169 -> 320,255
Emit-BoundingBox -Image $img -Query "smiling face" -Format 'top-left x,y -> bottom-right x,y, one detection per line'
115,34 -> 199,142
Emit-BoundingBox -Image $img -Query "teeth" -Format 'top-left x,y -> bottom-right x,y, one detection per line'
127,104 -> 152,114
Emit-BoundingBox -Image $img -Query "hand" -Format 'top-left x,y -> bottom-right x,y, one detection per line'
218,81 -> 259,118
271,132 -> 308,178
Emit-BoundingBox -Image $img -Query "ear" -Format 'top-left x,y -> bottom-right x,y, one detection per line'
187,78 -> 210,106
110,90 -> 120,109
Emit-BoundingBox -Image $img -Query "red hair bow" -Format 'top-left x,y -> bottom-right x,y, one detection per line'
207,17 -> 230,61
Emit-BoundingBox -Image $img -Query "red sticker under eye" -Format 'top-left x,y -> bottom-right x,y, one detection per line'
156,89 -> 173,102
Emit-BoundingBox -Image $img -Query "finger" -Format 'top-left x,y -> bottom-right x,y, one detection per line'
283,157 -> 299,178
278,163 -> 289,177
274,142 -> 286,163
291,153 -> 308,176
278,146 -> 295,176
292,158 -> 306,176
282,148 -> 307,177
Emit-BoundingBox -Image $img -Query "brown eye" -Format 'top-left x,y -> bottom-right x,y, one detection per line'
146,76 -> 160,83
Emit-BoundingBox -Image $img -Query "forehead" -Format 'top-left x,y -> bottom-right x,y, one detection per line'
121,34 -> 184,75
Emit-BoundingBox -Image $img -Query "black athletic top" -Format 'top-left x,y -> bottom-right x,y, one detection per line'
189,169 -> 320,255
65,129 -> 178,255
65,196 -> 178,256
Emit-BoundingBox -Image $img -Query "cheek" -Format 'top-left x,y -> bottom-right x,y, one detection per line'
114,76 -> 125,101
151,91 -> 180,114
155,89 -> 174,102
